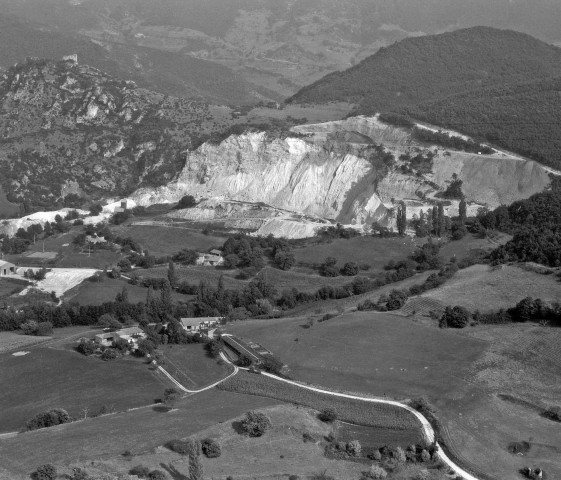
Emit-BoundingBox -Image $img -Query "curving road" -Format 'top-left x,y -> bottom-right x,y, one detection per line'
216,334 -> 480,480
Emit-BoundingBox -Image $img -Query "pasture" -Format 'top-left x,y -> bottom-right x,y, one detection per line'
419,263 -> 561,312
82,404 -> 367,480
110,224 -> 227,257
293,236 -> 421,272
437,232 -> 511,261
0,347 -> 166,433
227,311 -> 487,401
0,389 -> 277,478
159,343 -> 231,389
66,276 -> 194,305
141,265 -> 247,290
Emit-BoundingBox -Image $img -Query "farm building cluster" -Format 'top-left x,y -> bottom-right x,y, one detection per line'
195,249 -> 223,267
94,327 -> 147,349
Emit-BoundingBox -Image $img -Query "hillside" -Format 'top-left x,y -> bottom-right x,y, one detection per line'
0,14 -> 268,105
288,27 -> 561,169
0,57 -> 233,211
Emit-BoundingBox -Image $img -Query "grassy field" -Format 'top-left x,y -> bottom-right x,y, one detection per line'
420,263 -> 561,312
72,404 -> 368,480
0,347 -> 166,433
259,265 -> 356,292
227,311 -> 487,401
0,389 -> 277,478
66,276 -> 194,305
335,421 -> 423,450
293,236 -> 421,272
111,224 -> 228,257
141,265 -> 248,290
437,232 -> 511,261
159,343 -> 231,389
220,371 -> 421,431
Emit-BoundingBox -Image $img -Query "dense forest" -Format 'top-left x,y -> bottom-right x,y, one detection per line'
288,27 -> 561,169
485,179 -> 561,266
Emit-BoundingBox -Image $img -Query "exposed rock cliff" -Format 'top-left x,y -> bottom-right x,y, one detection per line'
133,115 -> 552,238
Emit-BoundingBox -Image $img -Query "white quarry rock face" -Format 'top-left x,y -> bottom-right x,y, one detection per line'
129,115 -> 553,237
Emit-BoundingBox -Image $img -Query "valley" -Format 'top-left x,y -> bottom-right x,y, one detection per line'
0,16 -> 560,480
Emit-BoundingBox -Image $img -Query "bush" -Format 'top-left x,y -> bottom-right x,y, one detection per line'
318,408 -> 337,422
241,410 -> 272,437
175,195 -> 197,209
420,449 -> 431,462
201,438 -> 221,458
33,464 -> 57,480
148,470 -> 167,480
368,465 -> 387,479
166,439 -> 199,455
77,339 -> 97,356
26,408 -> 71,431
544,406 -> 561,422
340,262 -> 359,276
129,465 -> 150,478
346,439 -> 361,456
163,388 -> 181,408
101,349 -> 118,361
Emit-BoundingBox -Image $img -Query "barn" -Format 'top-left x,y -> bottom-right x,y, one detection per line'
0,260 -> 16,276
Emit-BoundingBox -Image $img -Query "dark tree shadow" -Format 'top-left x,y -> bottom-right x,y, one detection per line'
153,405 -> 171,413
160,463 -> 188,480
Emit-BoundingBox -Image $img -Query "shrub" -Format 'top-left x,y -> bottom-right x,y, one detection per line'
318,408 -> 337,422
302,432 -> 316,443
370,450 -> 382,461
175,195 -> 197,209
420,449 -> 431,462
33,464 -> 57,480
544,406 -> 561,422
163,388 -> 181,408
340,262 -> 359,276
346,439 -> 361,456
69,467 -> 91,480
148,470 -> 166,480
241,410 -> 272,437
368,465 -> 387,479
201,438 -> 221,458
21,320 -> 39,335
130,465 -> 150,478
394,446 -> 406,463
77,339 -> 97,356
26,408 -> 71,431
166,439 -> 190,454
101,349 -> 118,361
189,454 -> 204,480
415,470 -> 430,480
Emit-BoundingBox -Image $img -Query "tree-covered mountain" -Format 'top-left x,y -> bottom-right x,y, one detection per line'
288,27 -> 561,169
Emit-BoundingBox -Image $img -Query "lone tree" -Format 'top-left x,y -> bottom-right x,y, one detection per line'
163,388 -> 181,409
241,411 -> 272,437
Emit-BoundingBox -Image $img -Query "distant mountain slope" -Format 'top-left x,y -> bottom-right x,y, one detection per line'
288,27 -> 561,110
0,57 -> 232,210
403,76 -> 561,170
288,27 -> 561,169
0,14 -> 268,105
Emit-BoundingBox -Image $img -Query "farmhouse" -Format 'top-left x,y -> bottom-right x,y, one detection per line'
180,317 -> 221,334
195,252 -> 224,266
0,260 -> 16,276
115,327 -> 146,347
94,332 -> 116,347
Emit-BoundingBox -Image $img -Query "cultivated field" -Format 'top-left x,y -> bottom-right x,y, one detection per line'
0,389 -> 277,478
66,276 -> 194,305
111,224 -> 228,257
141,265 -> 248,289
0,332 -> 50,354
227,312 -> 487,401
0,347 -> 165,433
219,371 -> 421,431
159,343 -> 232,389
27,268 -> 98,298
293,236 -> 421,272
419,263 -> 561,312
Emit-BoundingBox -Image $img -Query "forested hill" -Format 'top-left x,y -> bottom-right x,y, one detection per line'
287,27 -> 561,169
287,27 -> 561,111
